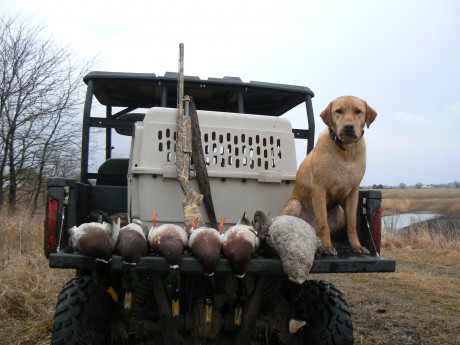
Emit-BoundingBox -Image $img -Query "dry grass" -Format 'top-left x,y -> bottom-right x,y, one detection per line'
1,188 -> 459,344
380,188 -> 460,215
381,188 -> 460,199
0,209 -> 73,345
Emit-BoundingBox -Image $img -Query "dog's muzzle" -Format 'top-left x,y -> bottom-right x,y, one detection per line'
330,127 -> 365,151
341,125 -> 358,140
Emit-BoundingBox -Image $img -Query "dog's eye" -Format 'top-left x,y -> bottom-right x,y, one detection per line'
354,109 -> 363,115
335,109 -> 344,114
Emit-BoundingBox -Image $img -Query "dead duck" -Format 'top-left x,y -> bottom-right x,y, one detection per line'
147,210 -> 188,317
114,219 -> 148,309
68,220 -> 120,302
252,210 -> 320,285
188,217 -> 225,323
222,212 -> 259,326
253,210 -> 321,335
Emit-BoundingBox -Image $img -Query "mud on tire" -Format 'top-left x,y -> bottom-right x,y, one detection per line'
299,280 -> 354,345
50,275 -> 113,345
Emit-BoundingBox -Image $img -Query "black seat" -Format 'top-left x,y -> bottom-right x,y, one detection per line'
96,158 -> 129,186
115,113 -> 145,136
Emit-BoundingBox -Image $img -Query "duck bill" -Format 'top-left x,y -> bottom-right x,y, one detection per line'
171,298 -> 180,317
124,291 -> 133,310
106,286 -> 118,303
234,306 -> 243,326
204,300 -> 213,324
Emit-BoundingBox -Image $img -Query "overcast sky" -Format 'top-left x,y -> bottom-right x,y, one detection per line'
3,0 -> 460,186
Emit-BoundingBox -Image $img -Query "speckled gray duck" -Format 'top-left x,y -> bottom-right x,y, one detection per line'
253,210 -> 320,284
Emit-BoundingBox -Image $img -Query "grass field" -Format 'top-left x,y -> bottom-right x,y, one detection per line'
0,209 -> 73,345
380,188 -> 460,215
1,188 -> 459,344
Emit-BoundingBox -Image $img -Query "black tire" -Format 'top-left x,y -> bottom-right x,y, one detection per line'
51,275 -> 113,345
299,280 -> 354,345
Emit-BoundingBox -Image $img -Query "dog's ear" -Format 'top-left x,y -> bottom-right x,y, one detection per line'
320,102 -> 333,127
365,103 -> 377,128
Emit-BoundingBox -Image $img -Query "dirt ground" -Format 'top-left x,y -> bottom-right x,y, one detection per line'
314,248 -> 460,345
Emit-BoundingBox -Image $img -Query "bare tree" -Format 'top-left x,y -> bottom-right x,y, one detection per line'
415,182 -> 423,189
399,182 -> 407,189
0,15 -> 92,212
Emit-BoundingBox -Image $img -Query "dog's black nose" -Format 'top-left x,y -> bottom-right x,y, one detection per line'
344,124 -> 355,136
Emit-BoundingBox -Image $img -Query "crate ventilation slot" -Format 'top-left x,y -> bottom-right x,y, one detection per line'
156,129 -> 283,170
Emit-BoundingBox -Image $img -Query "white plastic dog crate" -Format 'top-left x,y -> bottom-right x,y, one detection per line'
128,107 -> 297,225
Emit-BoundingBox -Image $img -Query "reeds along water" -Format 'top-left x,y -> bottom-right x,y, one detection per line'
381,212 -> 460,250
382,213 -> 440,230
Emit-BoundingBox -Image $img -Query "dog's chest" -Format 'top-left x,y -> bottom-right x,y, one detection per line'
326,160 -> 364,200
327,183 -> 354,205
328,150 -> 365,179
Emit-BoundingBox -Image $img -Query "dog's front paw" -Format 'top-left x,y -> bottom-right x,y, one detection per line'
318,244 -> 338,256
351,244 -> 370,255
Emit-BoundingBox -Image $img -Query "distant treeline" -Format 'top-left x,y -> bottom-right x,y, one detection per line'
362,181 -> 460,190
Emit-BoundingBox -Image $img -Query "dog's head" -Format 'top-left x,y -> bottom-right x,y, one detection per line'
320,96 -> 377,144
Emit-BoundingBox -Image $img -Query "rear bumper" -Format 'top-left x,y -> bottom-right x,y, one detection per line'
49,252 -> 396,274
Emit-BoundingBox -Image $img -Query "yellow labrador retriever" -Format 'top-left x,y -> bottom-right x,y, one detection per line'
283,96 -> 377,255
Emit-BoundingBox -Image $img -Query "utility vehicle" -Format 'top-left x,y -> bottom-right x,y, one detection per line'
45,70 -> 395,345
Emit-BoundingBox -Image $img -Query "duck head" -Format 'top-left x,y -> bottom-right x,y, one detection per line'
252,210 -> 272,240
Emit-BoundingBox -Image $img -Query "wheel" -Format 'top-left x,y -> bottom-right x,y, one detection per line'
299,280 -> 354,345
50,275 -> 113,345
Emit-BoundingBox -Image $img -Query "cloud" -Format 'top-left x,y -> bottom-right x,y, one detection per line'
392,111 -> 431,125
448,101 -> 460,114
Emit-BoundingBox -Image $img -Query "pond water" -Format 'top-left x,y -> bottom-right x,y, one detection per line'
382,213 -> 440,230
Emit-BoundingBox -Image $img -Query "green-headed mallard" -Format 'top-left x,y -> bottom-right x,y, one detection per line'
222,212 -> 259,326
68,219 -> 120,302
147,210 -> 188,317
188,217 -> 224,323
114,219 -> 148,309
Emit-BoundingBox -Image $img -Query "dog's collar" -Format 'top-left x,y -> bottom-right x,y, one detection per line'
329,127 -> 346,151
328,127 -> 364,151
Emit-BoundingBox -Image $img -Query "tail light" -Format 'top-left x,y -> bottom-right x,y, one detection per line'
44,195 -> 59,257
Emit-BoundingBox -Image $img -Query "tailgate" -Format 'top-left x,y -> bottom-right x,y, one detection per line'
49,252 -> 396,274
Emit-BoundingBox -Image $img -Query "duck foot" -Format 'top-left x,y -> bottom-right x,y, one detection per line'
106,286 -> 119,303
124,291 -> 133,310
234,306 -> 243,326
289,319 -> 307,334
171,298 -> 180,317
204,299 -> 213,324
